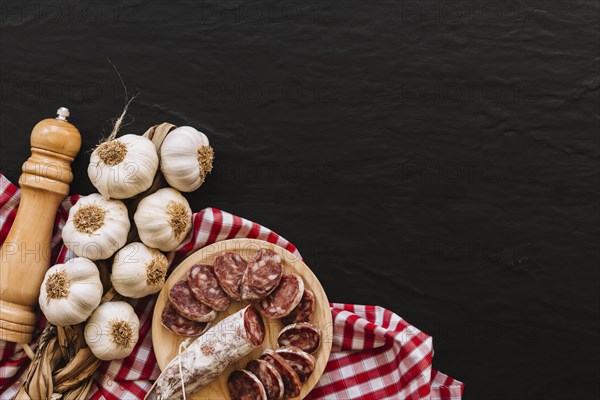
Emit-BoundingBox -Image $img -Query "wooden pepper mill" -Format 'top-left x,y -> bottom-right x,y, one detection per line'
0,107 -> 81,343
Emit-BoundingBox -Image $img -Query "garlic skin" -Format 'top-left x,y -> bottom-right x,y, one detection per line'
62,194 -> 130,260
84,301 -> 140,361
39,257 -> 103,326
160,126 -> 214,192
88,134 -> 159,199
134,188 -> 192,252
111,242 -> 169,298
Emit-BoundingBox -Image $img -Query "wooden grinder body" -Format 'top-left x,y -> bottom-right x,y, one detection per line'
0,113 -> 81,343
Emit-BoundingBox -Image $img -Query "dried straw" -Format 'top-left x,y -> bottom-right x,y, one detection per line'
16,323 -> 101,400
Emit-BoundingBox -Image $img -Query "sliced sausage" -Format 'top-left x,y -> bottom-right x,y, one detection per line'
278,322 -> 321,354
275,346 -> 316,383
260,274 -> 304,319
280,289 -> 316,325
227,370 -> 268,400
214,251 -> 248,301
260,349 -> 301,398
149,305 -> 265,399
160,302 -> 209,337
246,359 -> 284,400
188,264 -> 230,311
241,249 -> 283,301
169,280 -> 217,322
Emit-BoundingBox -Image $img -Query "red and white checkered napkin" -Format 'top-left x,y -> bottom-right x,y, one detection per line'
0,174 -> 463,400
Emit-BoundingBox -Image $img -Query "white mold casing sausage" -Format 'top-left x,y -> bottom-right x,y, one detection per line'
148,305 -> 265,399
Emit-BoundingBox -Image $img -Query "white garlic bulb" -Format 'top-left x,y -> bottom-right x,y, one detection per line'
62,193 -> 130,260
134,188 -> 192,252
160,126 -> 214,192
111,242 -> 169,298
39,257 -> 103,326
88,134 -> 159,199
84,301 -> 140,361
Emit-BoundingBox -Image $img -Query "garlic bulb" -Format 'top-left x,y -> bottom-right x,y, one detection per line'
111,242 -> 169,298
160,126 -> 214,192
88,134 -> 159,199
62,193 -> 130,260
134,188 -> 192,252
84,301 -> 140,361
39,257 -> 103,326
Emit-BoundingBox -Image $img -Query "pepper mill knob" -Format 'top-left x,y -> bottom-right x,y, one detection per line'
0,108 -> 81,343
56,107 -> 70,121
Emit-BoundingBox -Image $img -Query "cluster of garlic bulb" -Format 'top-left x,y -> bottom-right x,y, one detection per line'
84,301 -> 140,360
62,194 -> 130,260
39,124 -> 215,361
134,188 -> 193,251
88,126 -> 214,198
160,126 -> 214,192
39,258 -> 103,326
88,134 -> 159,199
111,242 -> 169,298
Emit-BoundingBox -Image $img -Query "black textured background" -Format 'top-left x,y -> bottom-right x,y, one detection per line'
1,1 -> 599,398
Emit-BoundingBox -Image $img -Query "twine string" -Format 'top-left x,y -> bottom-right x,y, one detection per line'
178,338 -> 191,400
105,57 -> 138,142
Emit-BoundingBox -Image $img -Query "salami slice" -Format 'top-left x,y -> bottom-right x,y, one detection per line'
280,289 -> 316,325
227,370 -> 268,400
260,350 -> 301,398
241,249 -> 283,301
260,274 -> 304,319
246,359 -> 284,400
214,251 -> 247,301
277,322 -> 321,354
161,302 -> 210,337
188,264 -> 230,311
275,346 -> 316,382
169,280 -> 217,322
149,306 -> 265,399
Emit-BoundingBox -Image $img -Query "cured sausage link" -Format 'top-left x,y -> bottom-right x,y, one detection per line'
214,251 -> 248,301
169,280 -> 217,322
161,302 -> 209,337
280,289 -> 316,325
227,370 -> 268,400
242,249 -> 283,301
147,306 -> 265,399
260,350 -> 301,398
260,274 -> 304,319
246,359 -> 285,400
188,264 -> 230,311
277,322 -> 321,354
275,346 -> 316,383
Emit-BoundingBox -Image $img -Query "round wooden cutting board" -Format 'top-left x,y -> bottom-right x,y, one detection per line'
151,238 -> 333,399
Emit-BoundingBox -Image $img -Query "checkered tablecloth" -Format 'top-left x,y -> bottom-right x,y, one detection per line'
0,173 -> 463,399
